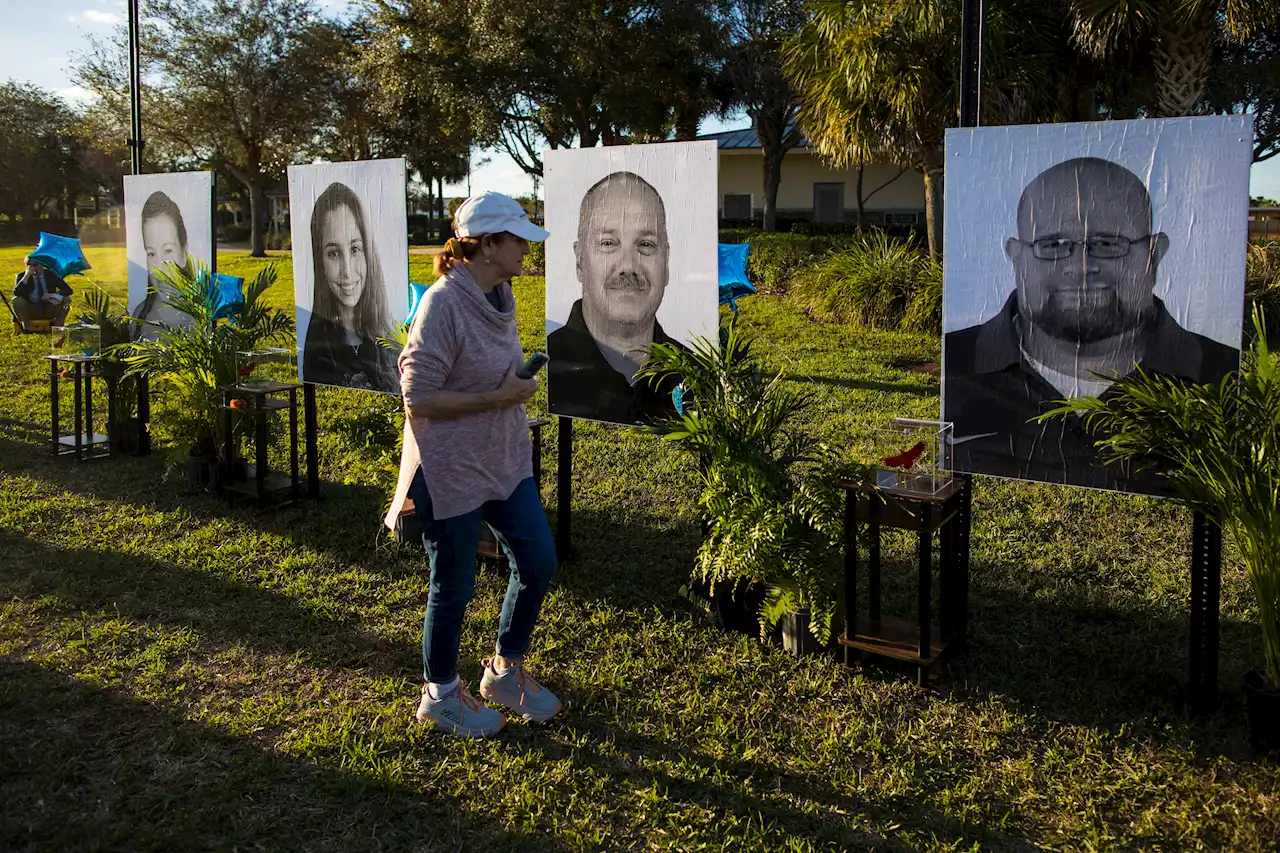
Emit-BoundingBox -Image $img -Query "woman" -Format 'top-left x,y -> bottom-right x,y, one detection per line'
303,182 -> 399,392
383,191 -> 558,738
133,191 -> 192,339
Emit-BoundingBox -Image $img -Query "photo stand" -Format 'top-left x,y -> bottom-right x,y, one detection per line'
838,474 -> 972,687
395,419 -> 551,559
47,354 -> 112,462
1187,510 -> 1222,715
220,381 -> 317,510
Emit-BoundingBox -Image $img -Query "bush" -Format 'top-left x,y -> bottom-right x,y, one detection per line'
791,232 -> 941,333
1246,240 -> 1280,344
739,232 -> 857,295
523,239 -> 545,275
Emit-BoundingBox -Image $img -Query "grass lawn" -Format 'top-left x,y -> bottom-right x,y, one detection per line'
2,244 -> 1278,851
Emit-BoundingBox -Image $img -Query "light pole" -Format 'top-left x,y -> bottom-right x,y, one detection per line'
127,0 -> 144,174
959,0 -> 985,128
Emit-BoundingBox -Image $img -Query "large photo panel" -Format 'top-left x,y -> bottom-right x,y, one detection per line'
289,157 -> 409,394
124,171 -> 214,340
545,140 -> 719,425
942,116 -> 1252,494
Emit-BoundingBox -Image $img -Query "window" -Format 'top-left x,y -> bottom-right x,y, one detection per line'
723,194 -> 752,221
884,212 -> 917,225
813,183 -> 845,223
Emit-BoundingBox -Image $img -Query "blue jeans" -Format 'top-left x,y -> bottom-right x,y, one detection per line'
409,468 -> 557,684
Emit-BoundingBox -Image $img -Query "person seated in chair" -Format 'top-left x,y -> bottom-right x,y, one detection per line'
12,258 -> 73,328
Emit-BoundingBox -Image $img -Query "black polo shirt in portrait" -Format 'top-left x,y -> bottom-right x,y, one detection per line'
943,292 -> 1240,494
547,299 -> 689,426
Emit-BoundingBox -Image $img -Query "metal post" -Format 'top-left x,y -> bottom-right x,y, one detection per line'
843,489 -> 857,644
959,0 -> 986,128
556,416 -> 573,561
918,511 -> 934,682
50,360 -> 60,455
126,0 -> 144,174
136,376 -> 151,456
1189,510 -> 1222,715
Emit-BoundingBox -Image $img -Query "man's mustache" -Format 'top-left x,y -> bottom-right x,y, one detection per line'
604,272 -> 649,291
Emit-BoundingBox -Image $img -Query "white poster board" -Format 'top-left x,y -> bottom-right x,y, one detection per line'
124,171 -> 214,340
289,158 -> 408,394
942,116 -> 1251,494
545,140 -> 719,425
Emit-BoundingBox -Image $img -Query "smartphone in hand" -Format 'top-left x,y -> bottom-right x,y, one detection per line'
516,352 -> 549,379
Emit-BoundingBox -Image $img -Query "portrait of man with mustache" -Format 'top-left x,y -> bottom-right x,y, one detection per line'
548,170 -> 690,425
943,156 -> 1240,493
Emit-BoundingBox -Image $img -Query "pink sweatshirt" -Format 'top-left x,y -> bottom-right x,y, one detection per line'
384,264 -> 531,523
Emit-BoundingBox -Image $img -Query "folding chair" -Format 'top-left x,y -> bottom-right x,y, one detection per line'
0,292 -> 26,334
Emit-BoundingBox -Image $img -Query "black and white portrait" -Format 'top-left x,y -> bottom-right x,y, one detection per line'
125,172 -> 214,340
289,158 -> 408,394
545,141 -> 718,425
942,117 -> 1252,493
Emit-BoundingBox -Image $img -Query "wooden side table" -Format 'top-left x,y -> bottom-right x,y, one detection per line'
220,381 -> 306,510
838,475 -> 972,686
47,354 -> 112,461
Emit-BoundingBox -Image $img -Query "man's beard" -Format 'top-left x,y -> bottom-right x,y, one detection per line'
1029,289 -> 1147,344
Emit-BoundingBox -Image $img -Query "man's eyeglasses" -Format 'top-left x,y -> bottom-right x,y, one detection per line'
1027,234 -> 1150,260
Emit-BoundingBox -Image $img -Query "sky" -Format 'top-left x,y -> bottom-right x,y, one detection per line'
4,0 -> 1278,202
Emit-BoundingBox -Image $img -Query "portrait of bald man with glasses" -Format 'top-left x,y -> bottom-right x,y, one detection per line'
944,156 -> 1240,492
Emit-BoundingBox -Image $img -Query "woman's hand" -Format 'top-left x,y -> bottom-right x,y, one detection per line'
495,365 -> 538,407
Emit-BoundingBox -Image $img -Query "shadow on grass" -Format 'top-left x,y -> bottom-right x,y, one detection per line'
783,374 -> 937,397
0,530 -> 416,679
0,659 -> 566,852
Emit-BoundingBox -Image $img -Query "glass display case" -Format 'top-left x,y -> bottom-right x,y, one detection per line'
236,347 -> 296,390
868,418 -> 953,498
51,323 -> 101,359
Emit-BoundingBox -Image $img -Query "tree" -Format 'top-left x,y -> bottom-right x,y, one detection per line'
1204,20 -> 1280,163
785,0 -> 1066,258
74,0 -> 335,257
1069,0 -> 1278,119
718,1 -> 808,231
0,82 -> 121,225
369,0 -> 725,175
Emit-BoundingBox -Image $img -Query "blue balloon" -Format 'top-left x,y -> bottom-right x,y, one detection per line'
672,383 -> 685,416
717,243 -> 755,312
406,281 -> 430,327
215,273 -> 244,310
29,232 -> 90,279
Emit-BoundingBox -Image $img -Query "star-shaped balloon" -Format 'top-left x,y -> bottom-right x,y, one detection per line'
29,232 -> 91,279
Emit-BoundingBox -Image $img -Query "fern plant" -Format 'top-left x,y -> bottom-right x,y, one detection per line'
74,285 -> 138,452
1042,307 -> 1280,690
121,260 -> 295,464
638,316 -> 853,644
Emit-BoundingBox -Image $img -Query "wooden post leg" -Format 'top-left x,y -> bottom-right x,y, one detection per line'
304,383 -> 320,499
1189,510 -> 1222,715
255,406 -> 268,509
869,495 -> 882,624
917,512 -> 933,687
84,366 -> 94,453
73,363 -> 83,461
556,416 -> 572,561
289,388 -> 299,504
137,376 -> 151,456
50,360 -> 60,456
843,489 -> 857,650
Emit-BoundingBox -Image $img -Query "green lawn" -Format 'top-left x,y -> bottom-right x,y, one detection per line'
2,245 -> 1278,851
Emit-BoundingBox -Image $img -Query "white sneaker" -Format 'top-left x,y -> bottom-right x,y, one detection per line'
479,658 -> 562,722
415,680 -> 506,738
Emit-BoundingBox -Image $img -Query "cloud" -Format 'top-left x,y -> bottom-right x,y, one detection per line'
82,9 -> 121,24
56,86 -> 94,105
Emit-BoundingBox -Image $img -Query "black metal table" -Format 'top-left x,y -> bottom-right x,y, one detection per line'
220,381 -> 305,510
47,354 -> 112,461
839,475 -> 972,686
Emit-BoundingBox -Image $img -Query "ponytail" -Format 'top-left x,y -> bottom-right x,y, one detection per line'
434,236 -> 481,277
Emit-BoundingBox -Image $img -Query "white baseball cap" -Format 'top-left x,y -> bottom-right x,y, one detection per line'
454,191 -> 550,242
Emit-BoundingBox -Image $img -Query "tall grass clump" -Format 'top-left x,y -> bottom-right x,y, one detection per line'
792,231 -> 941,333
1247,240 -> 1280,343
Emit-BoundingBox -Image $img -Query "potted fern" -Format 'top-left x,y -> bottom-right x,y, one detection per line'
74,286 -> 140,455
122,261 -> 295,486
639,318 -> 849,653
1044,308 -> 1279,756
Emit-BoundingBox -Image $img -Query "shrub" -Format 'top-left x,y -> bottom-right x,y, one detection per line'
1247,240 -> 1280,344
523,239 -> 545,275
791,232 -> 941,333
740,232 -> 856,295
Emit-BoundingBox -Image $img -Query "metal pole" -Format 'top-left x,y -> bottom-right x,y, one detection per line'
959,0 -> 986,128
556,416 -> 572,560
127,0 -> 144,174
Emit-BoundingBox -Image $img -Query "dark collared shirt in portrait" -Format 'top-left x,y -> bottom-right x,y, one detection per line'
547,298 -> 688,426
943,292 -> 1240,494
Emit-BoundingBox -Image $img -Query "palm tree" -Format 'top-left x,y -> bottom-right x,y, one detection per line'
784,0 -> 1065,258
1069,0 -> 1277,118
